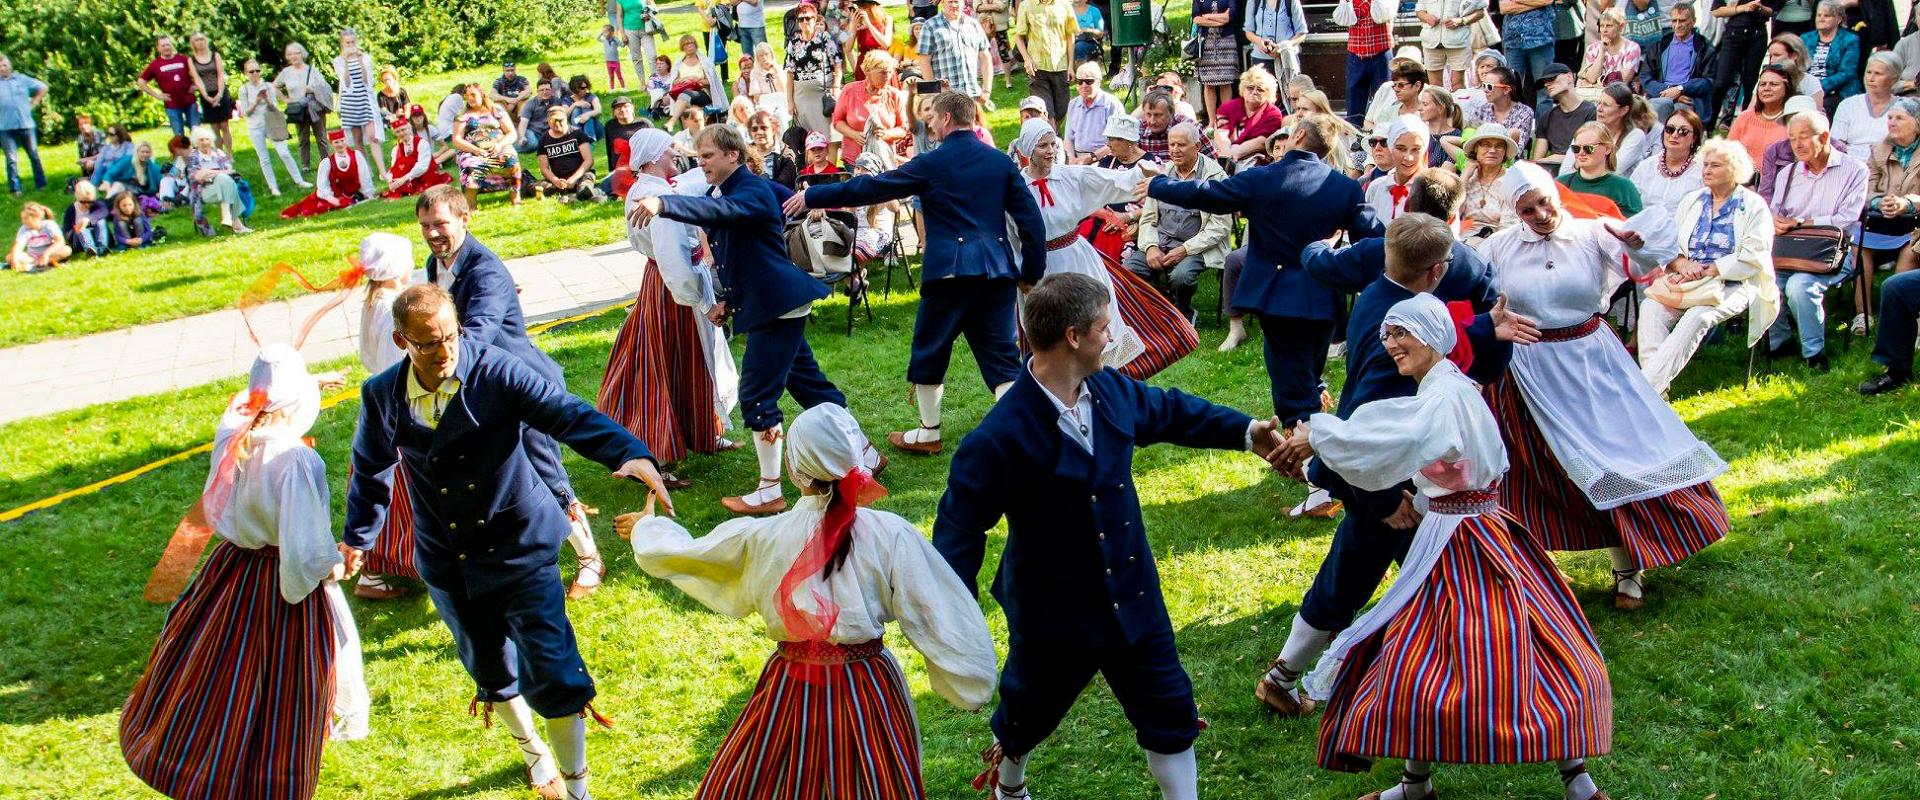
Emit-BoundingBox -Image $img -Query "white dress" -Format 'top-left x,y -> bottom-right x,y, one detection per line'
1628,153 -> 1705,218
1024,164 -> 1150,370
1480,213 -> 1728,509
626,170 -> 741,422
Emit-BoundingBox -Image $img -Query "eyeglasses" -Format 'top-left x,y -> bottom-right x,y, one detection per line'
1076,78 -> 1097,85
1366,136 -> 1389,147
1571,143 -> 1606,155
1481,82 -> 1510,92
400,331 -> 457,352
796,14 -> 817,21
1392,80 -> 1419,90
246,69 -> 261,74
1665,126 -> 1696,137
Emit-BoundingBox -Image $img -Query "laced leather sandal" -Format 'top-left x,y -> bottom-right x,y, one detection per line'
1254,657 -> 1317,717
1358,768 -> 1434,800
1611,569 -> 1645,611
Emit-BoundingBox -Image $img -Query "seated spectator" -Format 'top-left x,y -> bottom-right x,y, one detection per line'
516,81 -> 569,152
671,105 -> 707,157
1135,90 -> 1212,162
533,108 -> 601,203
726,95 -> 757,138
1832,51 -> 1901,159
184,125 -> 251,235
1151,71 -> 1199,121
1467,65 -> 1533,155
1802,1 -> 1862,117
1578,9 -> 1642,89
668,34 -> 725,130
1630,107 -> 1707,218
282,128 -> 373,218
535,62 -> 567,96
1065,61 -> 1125,162
1765,110 -> 1868,372
62,180 -> 112,257
1558,121 -> 1644,215
605,96 -> 650,169
1365,115 -> 1428,221
1414,0 -> 1482,89
568,75 -> 604,142
1124,121 -> 1230,321
848,152 -> 900,263
489,61 -> 532,120
646,55 -> 675,119
1458,124 -> 1520,244
1358,128 -> 1391,184
1766,35 -> 1825,110
1852,97 -> 1920,334
1450,49 -> 1506,118
99,140 -> 164,203
1208,67 -> 1286,162
1859,270 -> 1920,393
1072,0 -> 1105,65
1755,95 -> 1837,204
1531,63 -> 1594,170
1729,65 -> 1799,170
376,66 -> 410,125
833,50 -> 910,167
433,83 -> 466,144
741,43 -> 791,129
1364,55 -> 1426,132
748,110 -> 800,188
450,84 -> 522,205
1638,138 -> 1780,396
158,135 -> 194,209
383,107 -> 452,198
1622,0 -> 1670,54
88,124 -> 136,186
1416,85 -> 1463,165
799,131 -> 842,176
1566,82 -> 1657,178
107,190 -> 157,250
1897,20 -> 1920,92
8,202 -> 67,272
74,115 -> 109,180
1640,1 -> 1716,124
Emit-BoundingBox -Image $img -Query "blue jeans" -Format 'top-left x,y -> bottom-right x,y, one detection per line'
1344,52 -> 1390,127
1506,43 -> 1555,108
0,128 -> 45,192
1768,264 -> 1854,358
517,126 -> 543,153
72,219 -> 111,256
736,25 -> 767,55
163,105 -> 201,138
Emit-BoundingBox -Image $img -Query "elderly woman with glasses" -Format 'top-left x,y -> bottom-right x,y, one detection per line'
1207,67 -> 1286,161
1459,125 -> 1520,243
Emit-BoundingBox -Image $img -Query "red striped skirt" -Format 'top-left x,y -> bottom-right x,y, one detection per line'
1485,374 -> 1730,569
363,466 -> 418,578
121,542 -> 337,800
1105,256 -> 1198,381
1318,511 -> 1612,772
695,639 -> 926,800
597,262 -> 723,466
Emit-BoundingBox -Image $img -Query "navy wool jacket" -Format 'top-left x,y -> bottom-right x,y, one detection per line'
658,167 -> 829,332
426,237 -> 566,385
344,341 -> 654,596
933,367 -> 1252,646
1147,150 -> 1383,320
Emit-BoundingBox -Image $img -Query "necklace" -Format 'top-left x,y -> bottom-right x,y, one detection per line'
1657,154 -> 1693,178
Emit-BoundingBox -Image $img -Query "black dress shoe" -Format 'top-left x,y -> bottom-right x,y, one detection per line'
1765,340 -> 1798,360
1806,353 -> 1831,373
1859,371 -> 1912,395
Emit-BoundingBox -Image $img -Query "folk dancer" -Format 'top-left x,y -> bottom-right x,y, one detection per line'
280,128 -> 374,218
934,274 -> 1282,800
343,284 -> 674,800
382,104 -> 453,198
623,402 -> 997,800
122,346 -> 371,799
782,91 -> 1047,455
351,232 -> 425,600
1272,293 -> 1615,800
1480,161 -> 1731,609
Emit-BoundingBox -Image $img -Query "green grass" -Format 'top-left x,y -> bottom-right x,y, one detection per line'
3,278 -> 1918,798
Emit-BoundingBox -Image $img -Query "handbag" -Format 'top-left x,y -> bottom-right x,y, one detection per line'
1182,33 -> 1200,60
1771,166 -> 1850,274
264,101 -> 290,141
1647,273 -> 1725,309
821,93 -> 836,119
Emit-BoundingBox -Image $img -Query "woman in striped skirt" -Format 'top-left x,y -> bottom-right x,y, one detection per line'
1274,295 -> 1614,800
1479,162 -> 1731,610
122,345 -> 369,800
603,129 -> 741,480
350,233 -> 421,600
621,403 -> 996,800
1011,119 -> 1198,380
332,28 -> 389,186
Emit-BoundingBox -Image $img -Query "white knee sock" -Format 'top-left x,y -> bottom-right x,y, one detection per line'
905,384 -> 943,444
566,511 -> 602,588
1379,760 -> 1433,800
1557,758 -> 1598,800
548,714 -> 590,800
1266,614 -> 1334,688
1608,547 -> 1643,598
997,744 -> 1029,794
499,697 -> 557,786
993,381 -> 1013,400
744,430 -> 784,505
1145,747 -> 1198,800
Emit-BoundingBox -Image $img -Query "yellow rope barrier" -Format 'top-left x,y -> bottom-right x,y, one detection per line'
0,300 -> 635,525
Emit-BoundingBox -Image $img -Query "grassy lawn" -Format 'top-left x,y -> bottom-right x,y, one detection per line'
2,275 -> 1917,798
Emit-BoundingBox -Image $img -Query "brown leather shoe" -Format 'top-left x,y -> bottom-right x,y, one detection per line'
1611,570 -> 1646,611
1254,672 -> 1317,717
352,579 -> 410,601
721,493 -> 788,515
887,430 -> 943,455
526,767 -> 564,800
566,555 -> 605,601
661,472 -> 692,490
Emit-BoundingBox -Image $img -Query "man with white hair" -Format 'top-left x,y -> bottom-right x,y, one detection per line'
1364,114 -> 1429,221
1764,108 -> 1868,372
1064,60 -> 1124,162
1124,122 -> 1229,322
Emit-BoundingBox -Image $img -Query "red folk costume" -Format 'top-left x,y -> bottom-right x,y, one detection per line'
383,112 -> 451,198
282,131 -> 374,218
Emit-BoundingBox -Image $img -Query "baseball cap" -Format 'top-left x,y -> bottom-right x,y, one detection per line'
1018,96 -> 1047,114
805,131 -> 829,150
1541,63 -> 1573,82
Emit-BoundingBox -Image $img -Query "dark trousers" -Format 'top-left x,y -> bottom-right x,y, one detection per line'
292,112 -> 330,173
908,276 -> 1021,388
991,622 -> 1199,758
1029,69 -> 1072,126
1299,509 -> 1417,632
429,568 -> 594,719
739,314 -> 847,431
1258,314 -> 1336,425
1223,248 -> 1246,320
1712,29 -> 1770,120
1872,271 -> 1920,377
1344,52 -> 1391,127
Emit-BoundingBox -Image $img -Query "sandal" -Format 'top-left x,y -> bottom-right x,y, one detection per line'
567,554 -> 605,600
1611,569 -> 1645,611
1253,657 -> 1317,717
971,743 -> 1032,799
1560,761 -> 1610,800
1358,768 -> 1433,800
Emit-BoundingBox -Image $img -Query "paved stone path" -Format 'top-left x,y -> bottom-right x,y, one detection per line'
0,242 -> 646,424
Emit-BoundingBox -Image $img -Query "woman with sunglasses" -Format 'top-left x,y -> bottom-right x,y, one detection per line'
1557,120 -> 1644,216
1628,107 -> 1706,218
785,3 -> 844,145
238,57 -> 312,196
1466,65 -> 1534,156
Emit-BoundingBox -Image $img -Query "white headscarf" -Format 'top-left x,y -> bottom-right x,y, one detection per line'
1012,118 -> 1056,158
1500,159 -> 1559,207
1381,293 -> 1456,357
785,403 -> 871,485
1384,114 -> 1430,151
627,128 -> 674,172
358,232 -> 414,282
237,343 -> 321,438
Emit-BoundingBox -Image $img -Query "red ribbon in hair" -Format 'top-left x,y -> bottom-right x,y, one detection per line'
1030,178 -> 1055,207
142,388 -> 272,603
1444,300 -> 1476,373
237,256 -> 370,348
773,467 -> 889,642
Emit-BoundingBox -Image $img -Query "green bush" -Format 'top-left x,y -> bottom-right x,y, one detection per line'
0,0 -> 592,142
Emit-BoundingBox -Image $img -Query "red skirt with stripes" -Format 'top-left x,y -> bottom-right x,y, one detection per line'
121,542 -> 337,800
597,262 -> 723,466
1485,374 -> 1730,569
1105,257 -> 1198,381
363,466 -> 418,578
695,639 -> 926,800
1318,511 -> 1613,772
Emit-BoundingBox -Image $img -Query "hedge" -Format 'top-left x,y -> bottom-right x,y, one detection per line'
0,0 -> 593,142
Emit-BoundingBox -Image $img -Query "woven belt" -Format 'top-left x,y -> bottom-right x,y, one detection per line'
1046,232 -> 1082,251
1428,486 -> 1500,516
777,638 -> 886,665
1539,315 -> 1604,343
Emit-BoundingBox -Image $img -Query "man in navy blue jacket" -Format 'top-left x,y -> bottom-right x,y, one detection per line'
785,92 -> 1047,455
414,186 -> 610,601
344,284 -> 672,800
631,124 -> 852,515
934,274 -> 1280,800
1142,117 -> 1384,427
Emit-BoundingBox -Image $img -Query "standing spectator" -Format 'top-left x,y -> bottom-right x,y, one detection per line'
1765,109 -> 1867,371
1072,0 -> 1106,65
1247,0 -> 1309,82
1532,63 -> 1596,168
735,0 -> 769,54
274,42 -> 334,172
1847,0 -> 1900,57
1833,51 -> 1900,158
108,191 -> 157,250
534,109 -> 601,203
1802,1 -> 1861,117
185,126 -> 252,236
918,0 -> 993,105
8,202 -> 67,271
833,51 -> 911,166
1774,0 -> 1816,36
1501,0 -> 1559,103
788,4 -> 845,139
238,58 -> 310,196
186,32 -> 236,154
1468,65 -> 1535,154
850,0 -> 897,81
1578,9 -> 1643,88
1126,122 -> 1231,321
1014,0 -> 1077,123
74,115 -> 108,180
567,75 -> 604,143
612,0 -> 659,83
490,62 -> 534,120
742,44 -> 791,130
697,0 -> 737,86
978,0 -> 1015,91
911,0 -> 939,21
0,54 -> 47,195
1710,0 -> 1788,126
138,37 -> 200,137
1630,107 -> 1708,216
518,82 -> 570,152
1729,64 -> 1798,167
452,84 -> 524,206
1554,0 -> 1592,71
1064,61 -> 1125,161
334,28 -> 388,182
600,24 -> 628,89
62,180 -> 112,257
1335,0 -> 1397,128
376,67 -> 410,125
1641,2 -> 1717,123
1208,67 -> 1287,161
1192,0 -> 1240,122
1416,0 -> 1487,89
1559,120 -> 1646,214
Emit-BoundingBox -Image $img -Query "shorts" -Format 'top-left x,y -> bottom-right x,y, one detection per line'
1422,45 -> 1470,72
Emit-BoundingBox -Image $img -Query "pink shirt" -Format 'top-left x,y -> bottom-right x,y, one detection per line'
832,80 -> 909,165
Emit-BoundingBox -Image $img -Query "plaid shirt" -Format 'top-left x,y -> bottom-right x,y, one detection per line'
918,12 -> 990,96
1137,114 -> 1216,161
1347,0 -> 1394,58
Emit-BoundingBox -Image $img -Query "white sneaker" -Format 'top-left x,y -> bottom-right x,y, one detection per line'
1850,313 -> 1868,337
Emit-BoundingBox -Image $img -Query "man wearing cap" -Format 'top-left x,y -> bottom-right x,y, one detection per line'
1364,114 -> 1430,221
1065,61 -> 1124,163
1012,0 -> 1077,124
1126,122 -> 1229,322
490,62 -> 533,121
1008,96 -> 1069,164
784,91 -> 1046,455
1531,63 -> 1596,168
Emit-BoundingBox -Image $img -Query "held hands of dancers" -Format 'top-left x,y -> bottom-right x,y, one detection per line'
1488,294 -> 1541,344
1265,421 -> 1315,480
706,301 -> 729,326
1383,490 -> 1421,530
335,542 -> 363,580
1247,416 -> 1284,462
613,457 -> 678,518
312,371 -> 348,392
780,187 -> 810,217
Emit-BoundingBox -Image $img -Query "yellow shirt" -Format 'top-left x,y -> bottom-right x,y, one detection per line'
406,368 -> 462,430
1011,0 -> 1077,74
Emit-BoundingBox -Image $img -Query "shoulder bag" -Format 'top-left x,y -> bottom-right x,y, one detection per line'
1771,166 -> 1849,274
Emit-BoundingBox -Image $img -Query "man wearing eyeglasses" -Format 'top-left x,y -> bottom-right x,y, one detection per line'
1063,61 -> 1123,162
1639,1 -> 1718,123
